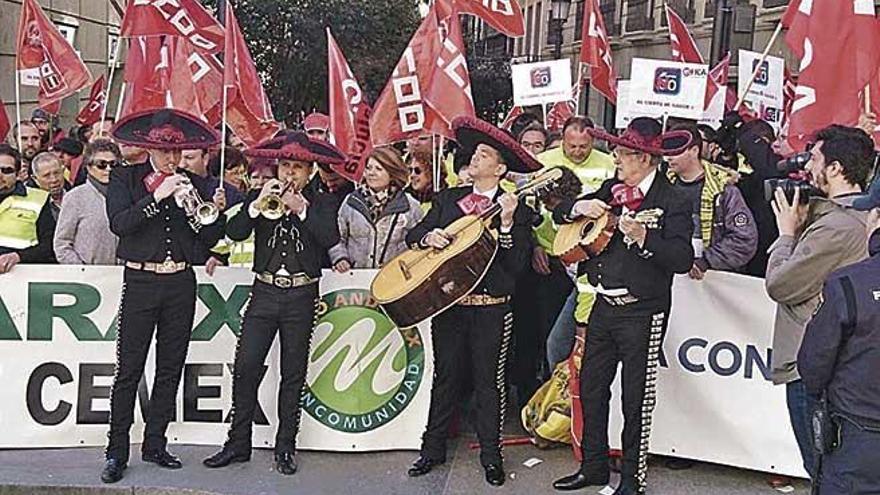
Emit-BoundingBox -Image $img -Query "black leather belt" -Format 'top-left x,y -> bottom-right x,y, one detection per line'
256,272 -> 316,289
601,294 -> 640,306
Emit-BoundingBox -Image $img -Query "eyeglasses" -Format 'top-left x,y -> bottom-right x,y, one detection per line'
409,167 -> 423,175
611,149 -> 644,160
0,166 -> 16,175
90,159 -> 119,170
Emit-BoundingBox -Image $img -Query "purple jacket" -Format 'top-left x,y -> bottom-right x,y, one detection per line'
695,184 -> 758,272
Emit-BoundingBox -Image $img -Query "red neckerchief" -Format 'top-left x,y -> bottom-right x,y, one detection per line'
143,170 -> 173,193
457,192 -> 493,215
610,183 -> 645,211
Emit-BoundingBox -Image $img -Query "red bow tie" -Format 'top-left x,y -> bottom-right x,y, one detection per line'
610,183 -> 644,211
458,193 -> 493,215
143,171 -> 173,193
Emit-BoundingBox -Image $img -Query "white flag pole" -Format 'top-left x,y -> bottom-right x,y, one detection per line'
14,73 -> 22,151
220,85 -> 229,182
734,22 -> 784,111
99,40 -> 121,138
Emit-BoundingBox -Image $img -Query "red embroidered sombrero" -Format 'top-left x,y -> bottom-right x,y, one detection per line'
111,109 -> 220,150
588,117 -> 694,156
303,112 -> 330,132
452,116 -> 543,173
245,130 -> 346,166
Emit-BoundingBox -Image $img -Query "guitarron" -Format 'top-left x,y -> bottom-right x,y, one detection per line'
371,168 -> 563,328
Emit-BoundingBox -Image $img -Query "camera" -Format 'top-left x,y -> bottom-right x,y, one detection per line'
776,151 -> 812,175
763,178 -> 818,205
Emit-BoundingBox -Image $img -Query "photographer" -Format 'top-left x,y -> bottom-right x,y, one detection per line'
765,125 -> 873,479
797,180 -> 880,494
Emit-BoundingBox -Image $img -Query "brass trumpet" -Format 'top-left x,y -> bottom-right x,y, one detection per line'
255,179 -> 298,220
174,176 -> 220,225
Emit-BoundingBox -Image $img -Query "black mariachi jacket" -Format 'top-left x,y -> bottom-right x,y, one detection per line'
554,172 -> 694,302
226,186 -> 340,279
405,186 -> 533,298
106,161 -> 225,264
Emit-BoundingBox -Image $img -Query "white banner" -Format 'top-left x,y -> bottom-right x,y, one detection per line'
0,267 -> 433,452
738,50 -> 785,132
615,79 -> 632,129
628,58 -> 709,121
19,69 -> 41,87
511,59 -> 572,107
699,85 -> 726,127
0,267 -> 806,477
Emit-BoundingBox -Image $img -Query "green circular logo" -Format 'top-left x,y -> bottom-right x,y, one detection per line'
303,288 -> 424,433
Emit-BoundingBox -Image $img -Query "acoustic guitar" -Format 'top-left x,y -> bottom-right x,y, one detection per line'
553,208 -> 664,265
371,168 -> 563,328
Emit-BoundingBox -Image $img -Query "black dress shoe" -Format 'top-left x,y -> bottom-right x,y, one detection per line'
100,458 -> 127,484
203,447 -> 251,468
274,452 -> 297,475
553,471 -> 610,491
407,456 -> 444,477
484,464 -> 505,487
142,449 -> 183,469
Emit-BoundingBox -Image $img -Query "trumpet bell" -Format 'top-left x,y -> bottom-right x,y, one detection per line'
257,194 -> 285,220
195,202 -> 219,225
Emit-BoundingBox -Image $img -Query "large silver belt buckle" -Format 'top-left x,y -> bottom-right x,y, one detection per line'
274,276 -> 292,289
157,259 -> 177,274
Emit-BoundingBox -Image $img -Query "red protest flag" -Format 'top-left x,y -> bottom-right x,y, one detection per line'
579,0 -> 617,104
424,2 -> 476,133
119,36 -> 168,118
500,105 -> 523,130
704,52 -> 729,109
0,100 -> 10,142
223,4 -> 279,146
328,28 -> 371,182
75,75 -> 107,126
665,5 -> 703,64
371,3 -> 473,145
120,0 -> 225,55
783,0 -> 880,150
16,0 -> 92,110
546,85 -> 578,132
454,0 -> 525,38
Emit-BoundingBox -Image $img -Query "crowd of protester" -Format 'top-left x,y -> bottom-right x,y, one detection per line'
3,105 -> 879,492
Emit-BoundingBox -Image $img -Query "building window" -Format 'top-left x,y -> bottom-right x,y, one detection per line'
625,0 -> 654,32
705,0 -> 715,18
762,0 -> 789,7
661,0 -> 695,26
600,0 -> 619,36
574,0 -> 585,41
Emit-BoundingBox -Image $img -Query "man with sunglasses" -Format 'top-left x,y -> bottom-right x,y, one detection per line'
0,144 -> 56,273
54,139 -> 123,265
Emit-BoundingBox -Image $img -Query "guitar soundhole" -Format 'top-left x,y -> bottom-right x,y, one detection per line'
580,221 -> 595,236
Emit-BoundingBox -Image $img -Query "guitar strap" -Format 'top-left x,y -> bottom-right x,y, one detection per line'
377,213 -> 401,267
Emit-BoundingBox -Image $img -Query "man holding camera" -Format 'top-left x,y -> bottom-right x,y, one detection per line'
797,179 -> 880,494
765,125 -> 873,479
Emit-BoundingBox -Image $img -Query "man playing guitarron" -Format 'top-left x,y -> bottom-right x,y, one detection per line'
552,117 -> 695,495
405,116 -> 539,486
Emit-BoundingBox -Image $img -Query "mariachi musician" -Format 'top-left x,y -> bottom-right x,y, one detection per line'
405,117 -> 539,486
102,109 -> 226,483
202,132 -> 344,475
551,117 -> 694,495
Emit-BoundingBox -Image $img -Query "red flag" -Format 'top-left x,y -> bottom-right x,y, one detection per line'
0,100 -> 10,142
500,105 -> 523,129
75,75 -> 107,126
665,5 -> 703,64
453,0 -> 525,38
120,0 -> 225,55
16,0 -> 92,110
579,0 -> 616,104
781,67 -> 797,127
783,0 -> 880,150
119,37 -> 168,117
704,52 -> 729,109
371,3 -> 475,145
546,86 -> 578,132
328,29 -> 371,182
223,4 -> 280,146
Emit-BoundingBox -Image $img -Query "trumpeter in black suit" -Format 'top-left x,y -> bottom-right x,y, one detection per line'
202,132 -> 343,476
552,118 -> 695,495
102,110 -> 225,484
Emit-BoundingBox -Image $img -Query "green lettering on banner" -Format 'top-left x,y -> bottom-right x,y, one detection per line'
27,283 -> 103,341
191,284 -> 250,341
0,297 -> 22,340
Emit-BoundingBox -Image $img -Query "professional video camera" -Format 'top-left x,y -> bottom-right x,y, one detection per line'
763,151 -> 821,205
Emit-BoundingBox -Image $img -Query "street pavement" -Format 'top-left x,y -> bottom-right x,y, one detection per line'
0,438 -> 811,495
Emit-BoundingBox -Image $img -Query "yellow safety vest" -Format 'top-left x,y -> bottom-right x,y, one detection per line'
537,147 -> 616,193
211,203 -> 255,268
0,187 -> 49,250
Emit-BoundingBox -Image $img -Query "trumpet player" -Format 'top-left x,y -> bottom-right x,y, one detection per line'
203,132 -> 344,476
101,109 -> 226,484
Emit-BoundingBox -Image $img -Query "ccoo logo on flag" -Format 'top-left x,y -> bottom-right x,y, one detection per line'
654,68 -> 682,95
751,60 -> 770,86
530,67 -> 552,88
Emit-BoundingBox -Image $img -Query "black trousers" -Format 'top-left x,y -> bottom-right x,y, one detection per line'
818,414 -> 880,495
226,280 -> 318,455
579,298 -> 669,493
106,268 -> 197,461
420,303 -> 513,467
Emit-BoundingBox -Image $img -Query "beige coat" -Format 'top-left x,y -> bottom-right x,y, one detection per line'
765,195 -> 869,385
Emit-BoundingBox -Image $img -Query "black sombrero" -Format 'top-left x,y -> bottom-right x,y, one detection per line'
452,116 -> 543,173
111,109 -> 220,150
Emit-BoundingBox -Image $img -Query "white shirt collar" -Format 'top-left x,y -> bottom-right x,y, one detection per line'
637,168 -> 657,196
473,185 -> 498,199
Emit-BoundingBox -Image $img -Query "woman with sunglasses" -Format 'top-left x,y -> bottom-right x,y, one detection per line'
330,146 -> 423,272
53,139 -> 123,265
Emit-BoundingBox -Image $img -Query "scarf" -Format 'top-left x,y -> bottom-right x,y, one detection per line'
88,175 -> 109,197
668,160 -> 729,245
357,183 -> 397,222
